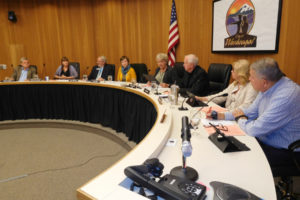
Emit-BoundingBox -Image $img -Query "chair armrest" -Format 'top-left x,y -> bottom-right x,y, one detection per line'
288,139 -> 300,152
288,139 -> 300,172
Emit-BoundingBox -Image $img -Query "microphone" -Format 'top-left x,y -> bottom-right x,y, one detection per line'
84,66 -> 89,74
178,96 -> 188,110
43,63 -> 46,78
191,93 -> 228,119
181,116 -> 192,157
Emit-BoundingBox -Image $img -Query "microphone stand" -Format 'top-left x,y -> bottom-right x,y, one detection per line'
178,97 -> 188,111
42,63 -> 46,79
170,116 -> 198,181
170,155 -> 198,182
154,84 -> 161,95
191,93 -> 228,119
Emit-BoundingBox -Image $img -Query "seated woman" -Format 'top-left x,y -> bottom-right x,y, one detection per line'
54,56 -> 78,79
154,53 -> 171,84
117,56 -> 136,82
196,59 -> 257,111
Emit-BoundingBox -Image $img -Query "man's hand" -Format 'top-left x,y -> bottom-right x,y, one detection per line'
233,109 -> 245,118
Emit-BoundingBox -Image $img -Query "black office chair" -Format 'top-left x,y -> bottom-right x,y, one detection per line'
207,63 -> 232,95
131,63 -> 148,83
174,62 -> 184,68
69,62 -> 80,79
274,139 -> 300,200
107,64 -> 115,80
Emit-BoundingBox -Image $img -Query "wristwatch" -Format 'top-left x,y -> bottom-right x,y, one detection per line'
211,111 -> 218,120
235,115 -> 248,122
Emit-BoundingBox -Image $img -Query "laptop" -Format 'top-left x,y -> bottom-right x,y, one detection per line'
143,74 -> 159,84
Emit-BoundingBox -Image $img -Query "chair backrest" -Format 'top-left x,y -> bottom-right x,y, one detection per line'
207,63 -> 232,95
69,62 -> 80,79
30,65 -> 37,72
131,63 -> 148,83
107,64 -> 115,80
174,62 -> 184,68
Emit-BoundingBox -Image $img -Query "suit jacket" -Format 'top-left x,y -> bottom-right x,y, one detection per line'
179,65 -> 209,96
163,65 -> 185,86
88,64 -> 115,80
154,66 -> 171,83
11,65 -> 37,81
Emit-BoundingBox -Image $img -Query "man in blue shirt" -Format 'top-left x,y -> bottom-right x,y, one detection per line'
88,56 -> 115,81
11,57 -> 37,81
211,58 -> 300,173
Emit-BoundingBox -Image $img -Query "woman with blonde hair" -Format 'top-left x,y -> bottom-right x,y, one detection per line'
196,59 -> 257,111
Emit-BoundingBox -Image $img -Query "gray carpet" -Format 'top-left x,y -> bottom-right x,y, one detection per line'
0,121 -> 133,200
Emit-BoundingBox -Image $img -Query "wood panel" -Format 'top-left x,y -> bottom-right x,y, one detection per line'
0,0 -> 299,84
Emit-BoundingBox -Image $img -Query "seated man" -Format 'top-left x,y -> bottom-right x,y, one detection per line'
211,58 -> 300,171
179,54 -> 209,96
11,57 -> 37,81
88,56 -> 114,81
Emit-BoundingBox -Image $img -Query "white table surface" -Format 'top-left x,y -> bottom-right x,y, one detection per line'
77,83 -> 276,200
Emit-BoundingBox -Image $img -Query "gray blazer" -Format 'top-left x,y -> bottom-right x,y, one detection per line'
11,65 -> 37,81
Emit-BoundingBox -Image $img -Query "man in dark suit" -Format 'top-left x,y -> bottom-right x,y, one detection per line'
88,56 -> 114,81
179,54 -> 209,96
11,57 -> 37,81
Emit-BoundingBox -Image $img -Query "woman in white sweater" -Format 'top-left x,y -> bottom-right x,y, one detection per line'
196,59 -> 257,111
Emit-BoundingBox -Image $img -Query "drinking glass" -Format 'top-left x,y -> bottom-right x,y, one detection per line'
108,75 -> 113,81
189,108 -> 202,135
131,78 -> 137,86
82,74 -> 88,81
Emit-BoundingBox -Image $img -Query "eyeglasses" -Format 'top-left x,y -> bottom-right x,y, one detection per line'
204,123 -> 228,131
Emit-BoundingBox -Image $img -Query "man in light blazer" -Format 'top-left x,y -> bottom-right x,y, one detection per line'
88,56 -> 114,81
11,57 -> 37,81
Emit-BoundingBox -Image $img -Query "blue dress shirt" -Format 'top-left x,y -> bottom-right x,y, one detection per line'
19,67 -> 29,81
225,77 -> 300,149
96,67 -> 104,80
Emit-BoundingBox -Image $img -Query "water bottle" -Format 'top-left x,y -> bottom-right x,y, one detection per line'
170,82 -> 179,105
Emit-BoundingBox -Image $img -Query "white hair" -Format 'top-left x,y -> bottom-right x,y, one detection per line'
185,54 -> 198,66
97,56 -> 107,63
20,57 -> 28,63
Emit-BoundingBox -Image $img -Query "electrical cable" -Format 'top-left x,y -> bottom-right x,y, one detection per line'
0,150 -> 122,184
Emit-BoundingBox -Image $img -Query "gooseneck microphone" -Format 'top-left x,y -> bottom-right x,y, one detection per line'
170,116 -> 198,181
178,97 -> 188,111
181,116 -> 192,157
191,93 -> 228,119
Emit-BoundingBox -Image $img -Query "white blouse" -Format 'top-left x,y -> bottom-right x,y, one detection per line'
207,82 -> 258,111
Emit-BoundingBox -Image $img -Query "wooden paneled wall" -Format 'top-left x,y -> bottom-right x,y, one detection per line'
0,0 -> 299,84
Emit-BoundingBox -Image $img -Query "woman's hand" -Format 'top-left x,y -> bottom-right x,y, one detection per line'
160,83 -> 169,88
195,96 -> 208,102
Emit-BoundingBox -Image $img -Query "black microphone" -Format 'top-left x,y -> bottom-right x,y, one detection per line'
42,63 -> 46,78
181,116 -> 192,157
191,93 -> 228,119
178,96 -> 188,110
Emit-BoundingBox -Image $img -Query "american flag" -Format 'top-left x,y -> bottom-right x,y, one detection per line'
168,0 -> 179,67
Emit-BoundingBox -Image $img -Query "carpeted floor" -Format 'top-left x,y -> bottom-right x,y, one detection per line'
0,120 -> 134,200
